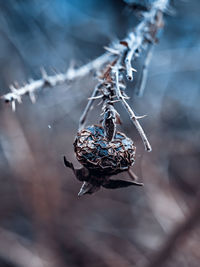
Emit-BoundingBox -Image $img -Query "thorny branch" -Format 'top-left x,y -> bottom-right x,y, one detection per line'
0,54 -> 111,111
0,0 -> 169,151
79,0 -> 168,151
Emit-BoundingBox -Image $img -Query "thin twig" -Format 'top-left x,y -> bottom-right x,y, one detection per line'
136,44 -> 153,96
79,84 -> 101,130
114,63 -> 152,151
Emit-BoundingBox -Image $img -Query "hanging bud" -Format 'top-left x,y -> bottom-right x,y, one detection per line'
74,125 -> 136,175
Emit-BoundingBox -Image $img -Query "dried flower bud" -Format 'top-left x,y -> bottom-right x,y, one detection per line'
74,125 -> 136,175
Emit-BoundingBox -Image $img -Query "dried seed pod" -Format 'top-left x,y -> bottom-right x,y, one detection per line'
74,125 -> 136,175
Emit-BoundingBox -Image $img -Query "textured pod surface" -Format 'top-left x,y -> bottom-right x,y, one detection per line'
74,125 -> 136,174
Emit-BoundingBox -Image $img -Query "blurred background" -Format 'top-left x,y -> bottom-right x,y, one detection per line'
0,0 -> 200,266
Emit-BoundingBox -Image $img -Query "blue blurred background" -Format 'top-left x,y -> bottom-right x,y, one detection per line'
0,1 -> 200,266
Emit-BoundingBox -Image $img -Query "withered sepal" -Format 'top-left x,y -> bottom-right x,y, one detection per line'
63,156 -> 143,196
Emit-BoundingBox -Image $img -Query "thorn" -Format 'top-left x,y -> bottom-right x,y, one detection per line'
104,46 -> 120,55
16,95 -> 22,104
110,65 -> 125,70
11,101 -> 16,111
40,67 -> 48,81
121,92 -> 130,99
51,67 -> 58,74
97,78 -> 105,84
29,92 -> 36,103
9,85 -> 22,103
13,81 -> 19,88
97,99 -> 103,106
111,95 -> 117,98
111,81 -> 126,89
118,93 -> 129,100
131,67 -> 137,72
66,67 -> 75,79
88,95 -> 103,100
119,83 -> 126,89
9,85 -> 17,93
28,78 -> 34,83
68,59 -> 76,70
109,100 -> 120,104
135,114 -> 147,120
